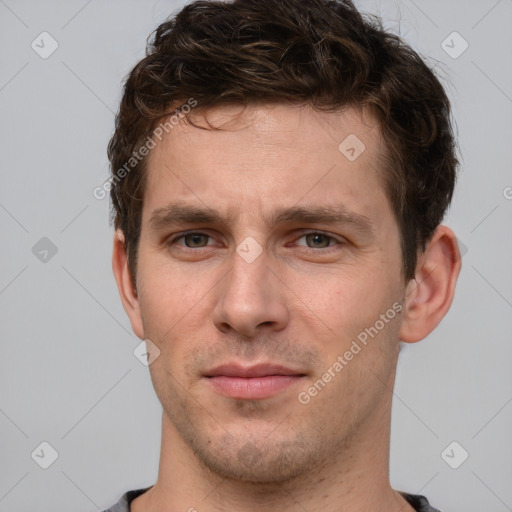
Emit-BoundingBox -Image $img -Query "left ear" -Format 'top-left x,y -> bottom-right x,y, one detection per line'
399,225 -> 461,343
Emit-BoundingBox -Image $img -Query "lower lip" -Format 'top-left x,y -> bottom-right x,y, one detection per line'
207,375 -> 302,400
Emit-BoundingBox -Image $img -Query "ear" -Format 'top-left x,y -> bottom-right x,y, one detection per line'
112,229 -> 144,340
399,225 -> 461,343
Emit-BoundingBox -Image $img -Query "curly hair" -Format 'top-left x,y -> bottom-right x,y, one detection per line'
107,0 -> 458,288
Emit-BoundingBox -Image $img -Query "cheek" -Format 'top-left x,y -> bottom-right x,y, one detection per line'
136,253 -> 199,328
136,258 -> 215,373
294,266 -> 403,395
299,265 -> 397,330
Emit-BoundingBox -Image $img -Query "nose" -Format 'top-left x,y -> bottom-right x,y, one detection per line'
212,243 -> 289,338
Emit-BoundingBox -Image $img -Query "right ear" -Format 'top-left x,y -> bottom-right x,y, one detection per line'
112,229 -> 144,340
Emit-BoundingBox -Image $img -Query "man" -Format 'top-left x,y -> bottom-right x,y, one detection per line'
105,0 -> 461,510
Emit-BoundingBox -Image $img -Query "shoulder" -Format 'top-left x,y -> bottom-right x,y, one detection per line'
400,492 -> 442,512
101,487 -> 153,512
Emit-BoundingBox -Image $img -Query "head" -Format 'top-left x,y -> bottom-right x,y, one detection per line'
110,0 -> 460,484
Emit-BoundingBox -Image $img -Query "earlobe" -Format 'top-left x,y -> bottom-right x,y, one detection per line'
399,225 -> 461,344
112,229 -> 145,339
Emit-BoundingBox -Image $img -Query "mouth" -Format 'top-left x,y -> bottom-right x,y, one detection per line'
204,363 -> 307,400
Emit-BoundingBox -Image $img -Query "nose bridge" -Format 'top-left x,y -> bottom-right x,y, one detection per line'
212,239 -> 288,336
225,239 -> 273,308
231,239 -> 269,296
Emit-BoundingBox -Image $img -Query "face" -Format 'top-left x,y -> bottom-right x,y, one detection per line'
130,103 -> 407,483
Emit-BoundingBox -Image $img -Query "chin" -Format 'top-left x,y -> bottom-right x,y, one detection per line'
190,432 -> 322,484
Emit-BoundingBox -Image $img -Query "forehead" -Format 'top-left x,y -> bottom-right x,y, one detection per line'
159,102 -> 382,155
142,102 -> 390,228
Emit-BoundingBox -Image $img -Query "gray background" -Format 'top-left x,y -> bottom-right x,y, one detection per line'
0,0 -> 511,511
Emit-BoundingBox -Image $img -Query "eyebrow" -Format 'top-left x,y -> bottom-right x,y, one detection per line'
148,203 -> 375,237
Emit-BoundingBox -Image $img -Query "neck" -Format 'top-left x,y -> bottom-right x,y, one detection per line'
132,390 -> 414,512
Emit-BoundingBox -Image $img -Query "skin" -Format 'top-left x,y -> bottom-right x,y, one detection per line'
112,103 -> 461,512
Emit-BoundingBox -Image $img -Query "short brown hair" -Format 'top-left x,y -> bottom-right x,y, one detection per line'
107,0 -> 458,287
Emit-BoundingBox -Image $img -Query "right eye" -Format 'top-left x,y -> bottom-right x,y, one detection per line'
168,232 -> 215,249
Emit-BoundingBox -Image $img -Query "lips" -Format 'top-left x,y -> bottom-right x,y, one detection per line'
205,364 -> 303,378
204,363 -> 306,400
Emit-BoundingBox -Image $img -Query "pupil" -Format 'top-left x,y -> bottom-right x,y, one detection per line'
188,234 -> 205,247
309,234 -> 327,248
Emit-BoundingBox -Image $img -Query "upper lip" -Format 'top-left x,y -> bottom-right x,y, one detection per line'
205,363 -> 305,378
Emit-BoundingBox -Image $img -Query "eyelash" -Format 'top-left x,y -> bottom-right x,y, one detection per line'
166,230 -> 345,253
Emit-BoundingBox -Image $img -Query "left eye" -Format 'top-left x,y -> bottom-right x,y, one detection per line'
296,232 -> 340,249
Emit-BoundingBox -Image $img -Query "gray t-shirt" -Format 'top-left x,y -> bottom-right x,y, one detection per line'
101,487 -> 442,511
